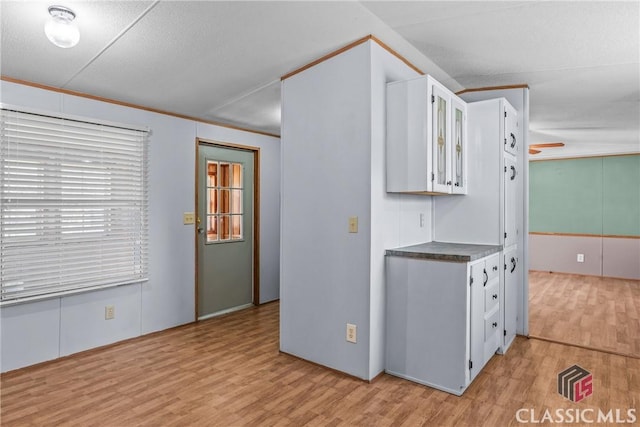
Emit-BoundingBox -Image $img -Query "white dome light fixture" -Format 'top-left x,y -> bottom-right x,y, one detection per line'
44,5 -> 80,48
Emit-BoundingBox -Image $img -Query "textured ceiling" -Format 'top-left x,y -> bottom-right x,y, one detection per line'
1,1 -> 638,159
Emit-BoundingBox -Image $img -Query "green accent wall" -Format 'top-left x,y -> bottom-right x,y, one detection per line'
530,154 -> 640,236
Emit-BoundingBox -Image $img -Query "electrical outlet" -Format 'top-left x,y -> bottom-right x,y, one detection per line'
183,212 -> 195,225
346,323 -> 357,343
105,305 -> 115,320
577,254 -> 584,263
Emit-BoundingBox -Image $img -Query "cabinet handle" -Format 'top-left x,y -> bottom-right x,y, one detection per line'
454,182 -> 460,187
483,269 -> 488,286
492,322 -> 498,328
510,257 -> 517,273
510,165 -> 517,181
446,180 -> 452,185
492,294 -> 498,300
510,133 -> 516,149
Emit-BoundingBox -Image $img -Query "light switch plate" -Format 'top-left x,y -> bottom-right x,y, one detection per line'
348,216 -> 358,233
183,212 -> 195,225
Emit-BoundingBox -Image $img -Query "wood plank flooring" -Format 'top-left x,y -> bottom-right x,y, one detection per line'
529,271 -> 640,358
2,301 -> 639,426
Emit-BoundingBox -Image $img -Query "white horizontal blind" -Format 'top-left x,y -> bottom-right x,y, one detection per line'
0,107 -> 149,304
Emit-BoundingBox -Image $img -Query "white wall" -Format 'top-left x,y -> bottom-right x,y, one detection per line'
280,40 -> 430,380
280,42 -> 373,379
530,234 -> 640,280
368,42 -> 430,378
0,81 -> 280,372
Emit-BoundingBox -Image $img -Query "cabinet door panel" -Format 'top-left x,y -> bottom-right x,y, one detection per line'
469,260 -> 485,381
504,156 -> 518,247
504,103 -> 518,155
503,246 -> 518,349
451,97 -> 467,194
386,78 -> 432,193
432,83 -> 451,193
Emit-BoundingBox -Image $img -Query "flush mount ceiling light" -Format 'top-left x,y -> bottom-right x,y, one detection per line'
44,5 -> 80,48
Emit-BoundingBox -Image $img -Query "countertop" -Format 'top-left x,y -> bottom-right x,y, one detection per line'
385,241 -> 502,262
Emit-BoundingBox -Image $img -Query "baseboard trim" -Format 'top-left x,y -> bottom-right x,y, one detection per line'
197,303 -> 254,321
528,269 -> 640,282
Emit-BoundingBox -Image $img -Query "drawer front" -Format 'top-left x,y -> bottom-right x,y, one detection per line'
484,280 -> 499,313
484,308 -> 500,341
485,254 -> 500,282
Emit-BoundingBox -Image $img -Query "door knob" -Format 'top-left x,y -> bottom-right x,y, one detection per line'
197,227 -> 204,235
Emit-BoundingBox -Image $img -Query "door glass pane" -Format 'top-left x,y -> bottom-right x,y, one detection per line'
207,215 -> 218,242
231,189 -> 242,214
220,163 -> 230,187
208,189 -> 218,215
220,189 -> 230,214
455,107 -> 463,187
436,95 -> 447,185
207,162 -> 217,187
232,163 -> 242,188
231,215 -> 242,240
220,215 -> 230,240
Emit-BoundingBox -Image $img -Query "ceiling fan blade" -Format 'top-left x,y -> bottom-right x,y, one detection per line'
529,142 -> 565,149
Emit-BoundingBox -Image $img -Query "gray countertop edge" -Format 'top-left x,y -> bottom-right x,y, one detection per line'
385,242 -> 503,263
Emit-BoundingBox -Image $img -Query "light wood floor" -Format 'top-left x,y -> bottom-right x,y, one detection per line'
2,302 -> 639,426
529,271 -> 640,358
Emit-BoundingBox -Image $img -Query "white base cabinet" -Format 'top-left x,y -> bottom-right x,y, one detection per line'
385,246 -> 501,396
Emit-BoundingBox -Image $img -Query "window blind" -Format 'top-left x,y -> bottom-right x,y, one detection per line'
0,106 -> 149,305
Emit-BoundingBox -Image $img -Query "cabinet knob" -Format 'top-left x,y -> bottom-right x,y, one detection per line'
492,294 -> 498,300
446,180 -> 452,185
492,322 -> 498,328
492,265 -> 498,271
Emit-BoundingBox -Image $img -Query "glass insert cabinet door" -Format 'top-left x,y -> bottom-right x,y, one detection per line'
453,105 -> 464,188
206,161 -> 243,242
431,83 -> 451,193
436,94 -> 447,185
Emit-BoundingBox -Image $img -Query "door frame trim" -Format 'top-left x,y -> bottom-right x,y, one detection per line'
195,138 -> 261,319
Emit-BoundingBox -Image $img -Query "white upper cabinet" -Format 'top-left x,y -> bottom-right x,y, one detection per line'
386,75 -> 466,195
